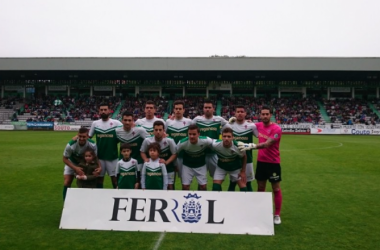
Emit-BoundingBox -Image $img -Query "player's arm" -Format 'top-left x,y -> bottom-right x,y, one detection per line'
62,156 -> 84,175
164,154 -> 177,166
161,163 -> 168,190
256,137 -> 276,149
140,164 -> 146,190
134,168 -> 140,189
140,139 -> 149,162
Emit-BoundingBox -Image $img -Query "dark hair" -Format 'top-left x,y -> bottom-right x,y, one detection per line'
222,127 -> 233,135
173,100 -> 185,108
120,143 -> 132,151
82,148 -> 98,164
235,105 -> 246,111
78,127 -> 88,134
203,99 -> 214,108
98,102 -> 109,109
261,105 -> 272,114
148,142 -> 161,154
153,120 -> 165,128
145,100 -> 156,108
121,111 -> 133,118
188,124 -> 200,133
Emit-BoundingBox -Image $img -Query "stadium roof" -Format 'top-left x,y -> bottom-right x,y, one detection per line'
1,57 -> 380,71
0,57 -> 379,82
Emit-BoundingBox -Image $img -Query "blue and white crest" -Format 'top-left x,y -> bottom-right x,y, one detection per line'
182,193 -> 202,223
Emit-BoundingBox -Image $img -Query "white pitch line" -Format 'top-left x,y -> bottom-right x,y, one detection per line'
281,142 -> 343,151
152,232 -> 166,250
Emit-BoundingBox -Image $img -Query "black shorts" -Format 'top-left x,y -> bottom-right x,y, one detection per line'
255,161 -> 282,183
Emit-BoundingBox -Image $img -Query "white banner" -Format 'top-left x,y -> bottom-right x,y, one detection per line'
279,87 -> 303,92
0,125 -> 14,130
5,86 -> 24,91
60,189 -> 274,235
330,87 -> 351,93
340,128 -> 380,135
54,125 -> 81,131
310,128 -> 340,134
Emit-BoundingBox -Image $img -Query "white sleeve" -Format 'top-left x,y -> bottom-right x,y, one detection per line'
140,138 -> 149,153
63,143 -> 72,158
89,122 -> 95,137
252,124 -> 259,138
140,164 -> 146,189
161,164 -> 168,190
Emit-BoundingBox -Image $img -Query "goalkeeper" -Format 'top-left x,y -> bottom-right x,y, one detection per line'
237,106 -> 283,225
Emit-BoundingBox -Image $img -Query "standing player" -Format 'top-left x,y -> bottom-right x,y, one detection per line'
212,128 -> 247,192
135,100 -> 166,135
89,103 -> 122,188
226,105 -> 259,191
176,124 -> 213,191
166,100 -> 192,179
192,100 -> 228,180
238,106 -> 283,225
115,143 -> 139,189
140,121 -> 177,190
62,127 -> 98,200
141,142 -> 168,190
116,111 -> 150,173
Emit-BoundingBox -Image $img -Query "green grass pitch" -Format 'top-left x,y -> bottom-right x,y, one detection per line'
0,131 -> 379,250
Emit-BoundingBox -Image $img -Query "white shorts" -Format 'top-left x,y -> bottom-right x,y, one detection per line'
99,159 -> 118,177
213,165 -> 242,182
246,163 -> 255,182
167,171 -> 175,185
63,165 -> 75,175
181,165 -> 207,186
176,157 -> 183,179
137,163 -> 143,172
206,154 -> 218,178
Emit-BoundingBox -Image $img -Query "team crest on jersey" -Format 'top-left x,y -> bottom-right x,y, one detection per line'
245,125 -> 247,129
132,131 -> 135,136
182,193 -> 202,223
183,121 -> 186,126
110,122 -> 113,126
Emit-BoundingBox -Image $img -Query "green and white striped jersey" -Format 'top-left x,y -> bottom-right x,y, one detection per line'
140,136 -> 177,172
166,117 -> 192,143
63,139 -> 97,165
115,126 -> 150,164
192,115 -> 228,140
116,158 -> 138,189
141,159 -> 168,190
176,136 -> 213,168
89,118 -> 122,161
212,140 -> 246,171
224,121 -> 258,164
135,117 -> 166,135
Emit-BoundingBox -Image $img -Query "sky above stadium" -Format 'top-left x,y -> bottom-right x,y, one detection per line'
1,0 -> 379,58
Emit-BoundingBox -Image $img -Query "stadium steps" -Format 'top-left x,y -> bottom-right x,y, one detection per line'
163,100 -> 173,120
368,102 -> 380,118
216,101 -> 222,116
317,101 -> 331,123
112,100 -> 124,119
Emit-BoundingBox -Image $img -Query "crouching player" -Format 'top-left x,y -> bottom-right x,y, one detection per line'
212,127 -> 247,192
116,143 -> 139,189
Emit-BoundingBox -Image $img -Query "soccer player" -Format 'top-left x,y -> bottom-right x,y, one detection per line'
115,143 -> 139,189
192,100 -> 228,180
238,106 -> 283,225
166,100 -> 192,179
89,103 -> 122,188
140,121 -> 177,190
135,100 -> 166,135
225,105 -> 259,191
62,127 -> 98,200
212,127 -> 247,192
141,142 -> 168,190
115,111 -> 150,172
176,124 -> 213,191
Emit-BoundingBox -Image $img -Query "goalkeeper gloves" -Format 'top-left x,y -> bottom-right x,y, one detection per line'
229,117 -> 237,124
237,141 -> 256,151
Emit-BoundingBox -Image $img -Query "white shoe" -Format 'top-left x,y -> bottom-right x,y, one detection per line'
274,215 -> 281,225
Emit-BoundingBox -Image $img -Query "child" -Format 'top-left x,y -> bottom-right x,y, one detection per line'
116,143 -> 139,189
76,149 -> 99,188
141,142 -> 168,190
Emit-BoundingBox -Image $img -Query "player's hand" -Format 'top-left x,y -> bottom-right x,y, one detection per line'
72,135 -> 78,140
93,167 -> 101,176
159,158 -> 166,164
228,117 -> 237,124
134,183 -> 140,189
237,141 -> 256,151
238,171 -> 247,184
75,167 -> 84,176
